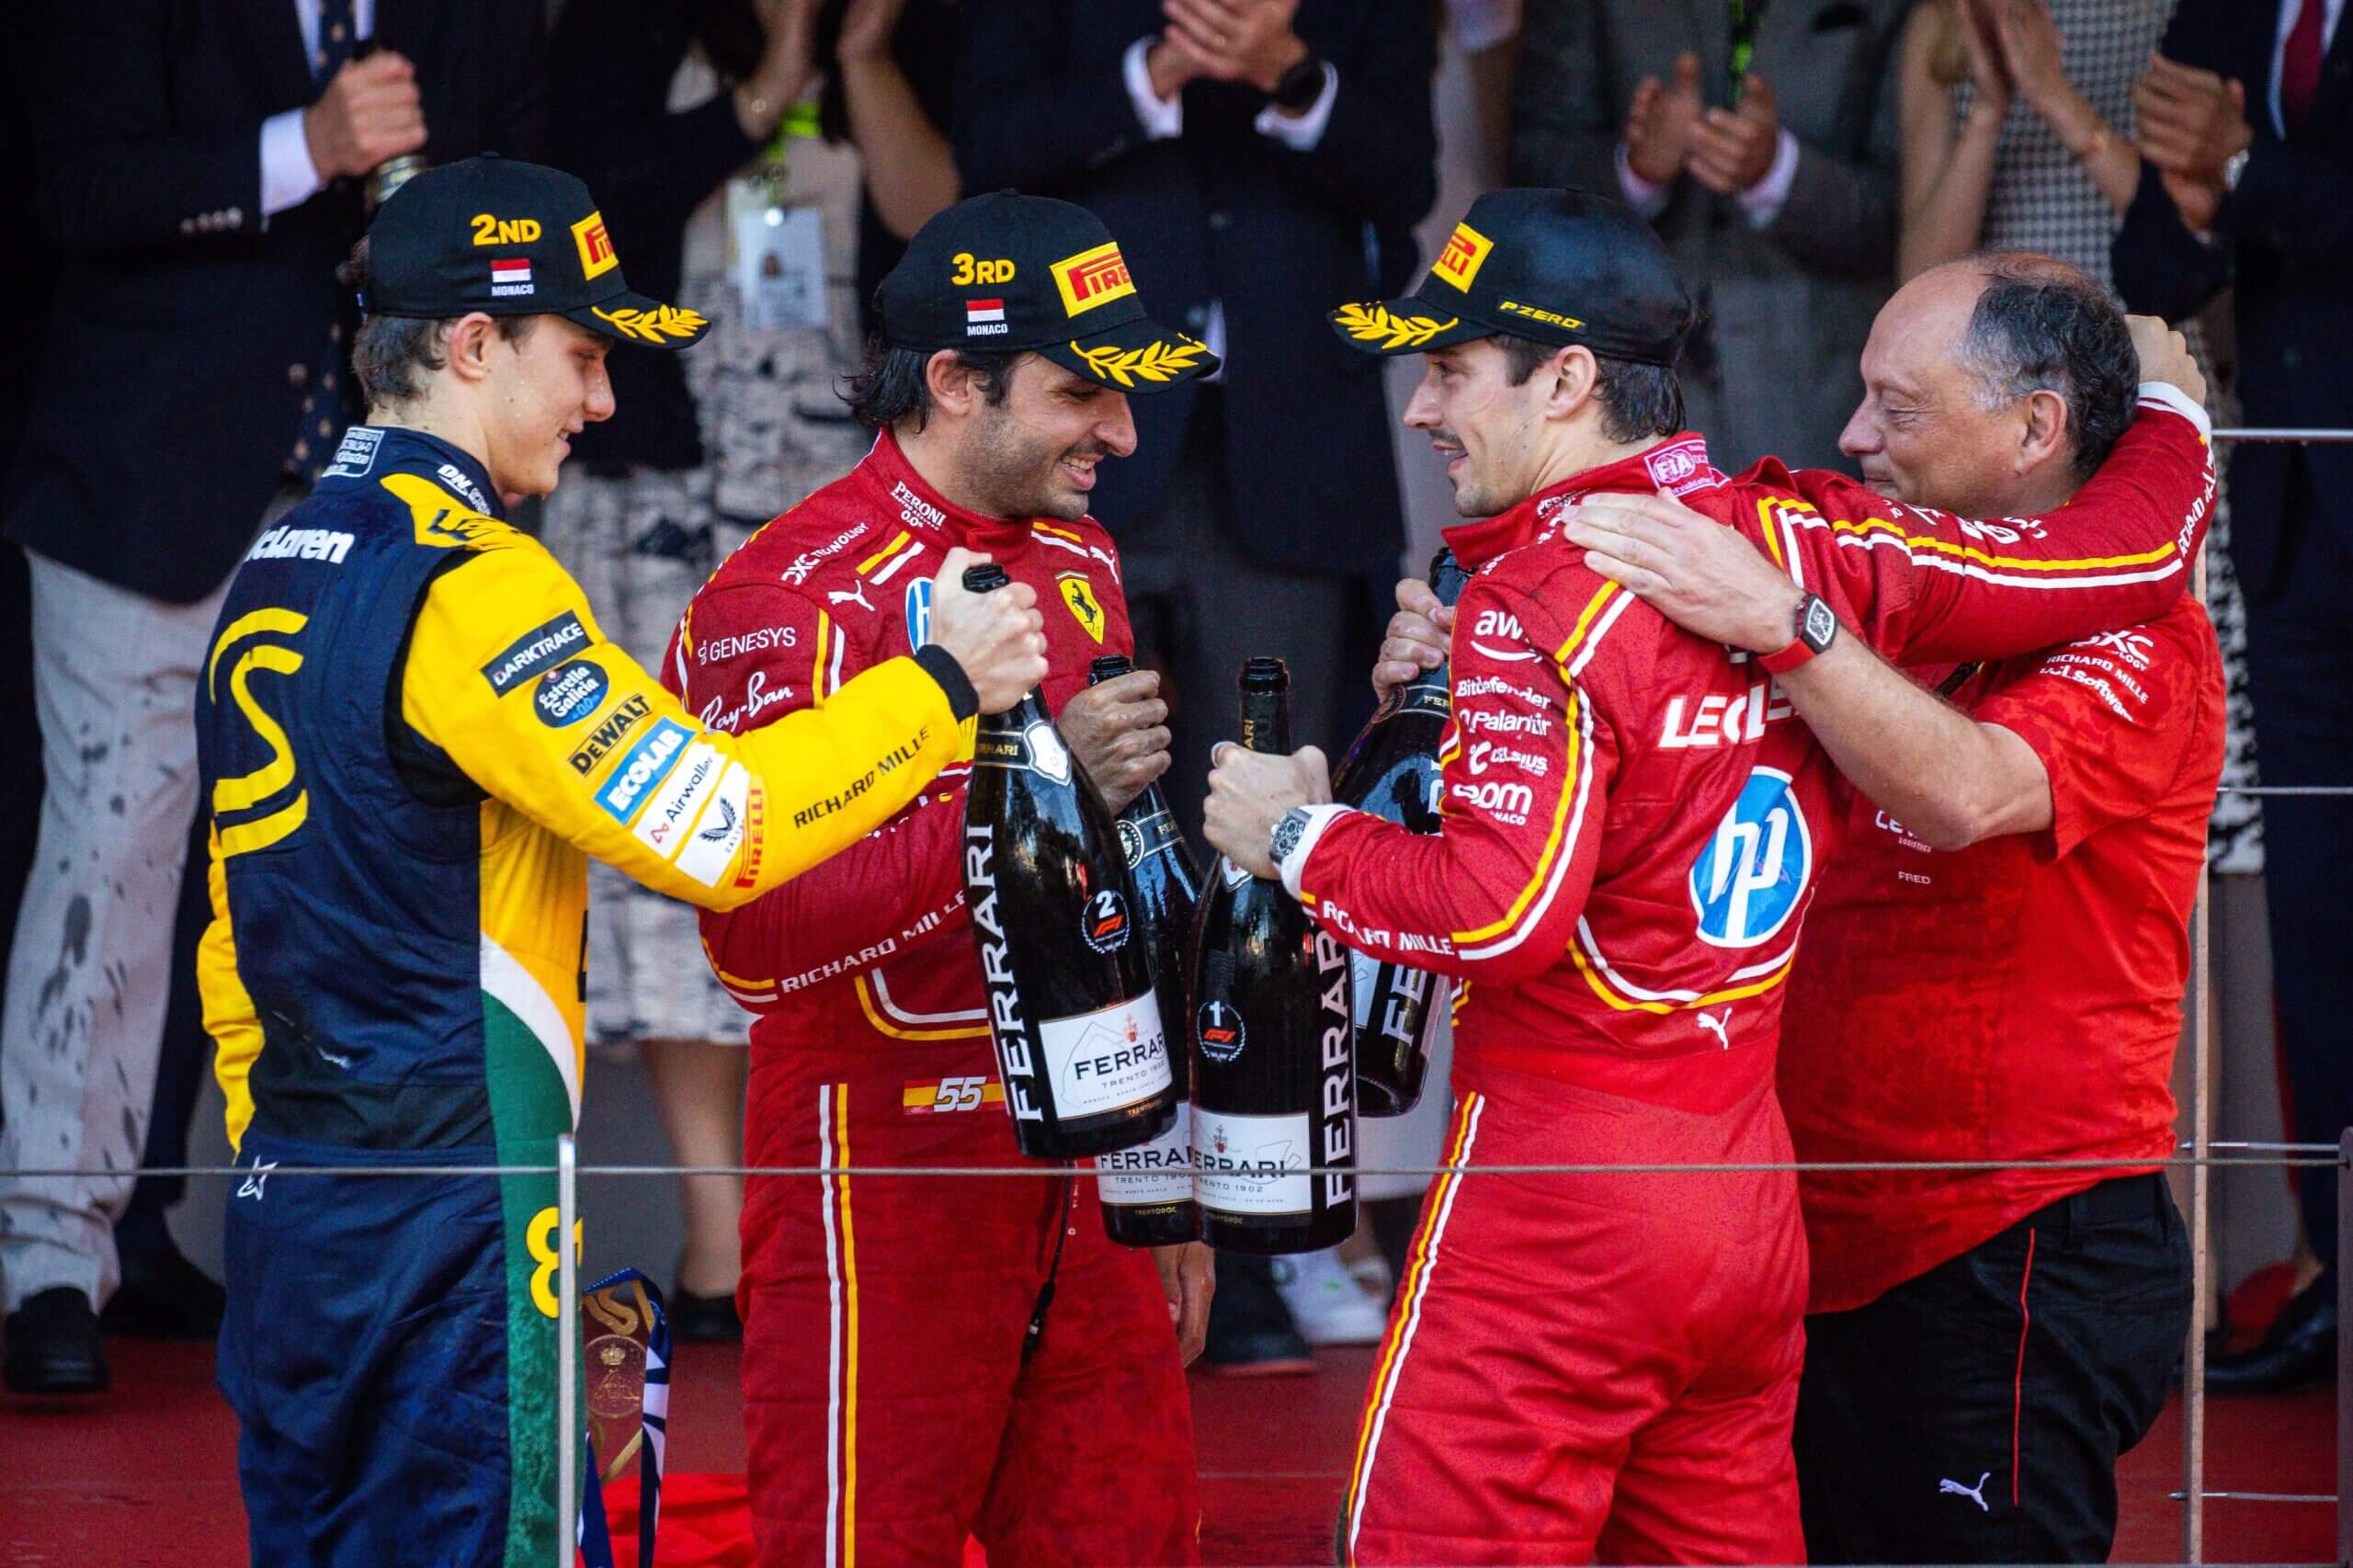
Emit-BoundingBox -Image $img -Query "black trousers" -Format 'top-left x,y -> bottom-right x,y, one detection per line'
1794,1174 -> 2190,1564
2239,458 -> 2353,1274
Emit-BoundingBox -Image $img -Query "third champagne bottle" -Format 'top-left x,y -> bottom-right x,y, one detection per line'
961,567 -> 1176,1161
1188,656 -> 1357,1254
1329,549 -> 1470,1116
1088,654 -> 1202,1247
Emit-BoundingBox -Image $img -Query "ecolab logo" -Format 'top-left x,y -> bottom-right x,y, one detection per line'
597,720 -> 691,824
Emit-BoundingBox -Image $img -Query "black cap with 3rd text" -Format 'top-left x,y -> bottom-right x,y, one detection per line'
364,154 -> 711,351
1329,187 -> 1692,368
875,191 -> 1217,392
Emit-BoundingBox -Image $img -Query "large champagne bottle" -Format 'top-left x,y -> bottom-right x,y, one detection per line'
1087,654 -> 1203,1247
1188,656 -> 1357,1254
1330,549 -> 1471,1117
961,567 -> 1176,1160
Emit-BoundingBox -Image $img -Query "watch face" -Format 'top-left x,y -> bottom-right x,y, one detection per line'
1801,596 -> 1838,651
1271,811 -> 1308,864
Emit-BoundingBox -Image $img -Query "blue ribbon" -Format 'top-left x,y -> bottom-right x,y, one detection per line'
575,1267 -> 671,1568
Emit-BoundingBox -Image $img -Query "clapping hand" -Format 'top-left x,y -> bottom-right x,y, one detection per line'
1624,51 -> 1704,186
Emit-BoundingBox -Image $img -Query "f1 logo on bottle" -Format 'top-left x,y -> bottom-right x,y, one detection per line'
1689,767 -> 1811,949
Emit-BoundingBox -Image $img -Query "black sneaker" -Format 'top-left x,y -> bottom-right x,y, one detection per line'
5,1287 -> 110,1394
1199,1254 -> 1313,1377
101,1242 -> 228,1340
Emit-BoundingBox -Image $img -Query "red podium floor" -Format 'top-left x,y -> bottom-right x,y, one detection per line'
1,1339 -> 2331,1564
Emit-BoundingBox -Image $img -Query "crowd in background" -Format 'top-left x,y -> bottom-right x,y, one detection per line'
0,0 -> 2344,1411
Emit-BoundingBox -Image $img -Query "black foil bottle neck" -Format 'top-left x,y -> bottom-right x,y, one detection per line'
1237,656 -> 1291,756
1428,547 -> 1472,608
1089,654 -> 1132,685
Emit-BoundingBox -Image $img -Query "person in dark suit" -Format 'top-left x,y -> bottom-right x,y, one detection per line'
0,0 -> 542,1395
2113,0 -> 2353,1394
955,0 -> 1438,789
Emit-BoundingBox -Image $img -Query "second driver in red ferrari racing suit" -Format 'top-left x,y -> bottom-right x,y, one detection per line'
665,194 -> 1217,1567
1205,190 -> 2218,1566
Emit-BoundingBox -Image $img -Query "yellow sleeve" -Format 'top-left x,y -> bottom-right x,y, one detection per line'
399,536 -> 968,910
197,823 -> 264,1156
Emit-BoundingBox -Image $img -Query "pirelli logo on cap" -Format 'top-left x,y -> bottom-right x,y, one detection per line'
572,210 -> 619,281
1432,222 -> 1494,292
1051,241 -> 1137,318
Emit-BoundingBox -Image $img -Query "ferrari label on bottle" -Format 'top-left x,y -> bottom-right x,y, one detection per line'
1098,1102 -> 1194,1207
1191,1108 -> 1314,1215
1041,991 -> 1171,1119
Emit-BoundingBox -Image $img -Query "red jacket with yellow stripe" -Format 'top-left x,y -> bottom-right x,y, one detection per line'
1275,388 -> 2216,1115
664,429 -> 1133,1093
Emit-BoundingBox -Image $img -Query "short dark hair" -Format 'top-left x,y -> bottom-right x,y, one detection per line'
1959,254 -> 2138,483
1494,333 -> 1688,445
841,339 -> 1019,430
337,237 -> 534,409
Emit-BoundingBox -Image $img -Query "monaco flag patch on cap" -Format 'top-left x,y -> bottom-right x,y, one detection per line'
490,257 -> 534,298
965,298 -> 1007,336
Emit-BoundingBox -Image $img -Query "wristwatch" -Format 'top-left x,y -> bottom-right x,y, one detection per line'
1270,54 -> 1326,113
1757,592 -> 1838,675
2222,147 -> 2251,193
1268,805 -> 1313,870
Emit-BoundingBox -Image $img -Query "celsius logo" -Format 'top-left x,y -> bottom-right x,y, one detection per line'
1082,887 -> 1131,953
1197,999 -> 1246,1062
904,579 -> 932,653
1689,767 -> 1812,949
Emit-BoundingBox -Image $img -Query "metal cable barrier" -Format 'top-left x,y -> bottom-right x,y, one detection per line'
6,423 -> 2349,1568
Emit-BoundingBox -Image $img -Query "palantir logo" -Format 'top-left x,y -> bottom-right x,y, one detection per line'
1688,767 -> 1811,949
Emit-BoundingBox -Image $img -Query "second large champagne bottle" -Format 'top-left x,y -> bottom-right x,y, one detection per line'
1188,656 -> 1357,1254
1088,654 -> 1203,1247
1330,549 -> 1471,1116
961,568 -> 1176,1161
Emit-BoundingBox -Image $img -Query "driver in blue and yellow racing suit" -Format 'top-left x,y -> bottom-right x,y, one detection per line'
195,155 -> 1048,1568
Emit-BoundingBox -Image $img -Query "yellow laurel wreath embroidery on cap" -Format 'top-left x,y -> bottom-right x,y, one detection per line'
1334,301 -> 1459,350
590,304 -> 709,343
1067,336 -> 1208,388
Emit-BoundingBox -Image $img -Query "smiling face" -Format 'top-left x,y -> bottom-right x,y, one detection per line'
1840,267 -> 2043,518
952,355 -> 1139,521
1402,337 -> 1565,517
479,314 -> 616,501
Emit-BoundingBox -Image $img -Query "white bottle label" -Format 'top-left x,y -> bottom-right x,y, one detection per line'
1097,1101 -> 1193,1207
1191,1107 -> 1314,1217
1040,991 -> 1171,1119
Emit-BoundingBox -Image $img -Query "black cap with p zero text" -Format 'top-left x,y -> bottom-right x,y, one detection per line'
364,154 -> 712,351
875,191 -> 1217,392
1330,187 -> 1693,368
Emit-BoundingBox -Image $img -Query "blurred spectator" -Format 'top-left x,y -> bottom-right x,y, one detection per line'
956,0 -> 1438,782
1508,0 -> 1911,472
2115,0 -> 2353,1395
0,0 -> 541,1396
545,0 -> 955,1339
1893,0 -> 2262,870
955,0 -> 1439,1372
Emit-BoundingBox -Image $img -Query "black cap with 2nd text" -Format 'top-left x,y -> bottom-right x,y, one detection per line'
875,191 -> 1217,393
364,154 -> 711,351
1330,187 -> 1692,368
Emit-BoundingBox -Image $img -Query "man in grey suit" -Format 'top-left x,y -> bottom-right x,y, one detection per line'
1509,0 -> 1911,473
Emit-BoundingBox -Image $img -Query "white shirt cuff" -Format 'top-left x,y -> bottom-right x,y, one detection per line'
1277,803 -> 1358,901
260,108 -> 324,219
1122,36 -> 1184,141
2136,380 -> 2214,442
1738,129 -> 1802,229
1255,62 -> 1338,150
1614,142 -> 1673,220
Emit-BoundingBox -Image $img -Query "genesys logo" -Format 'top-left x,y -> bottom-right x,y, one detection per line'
483,611 -> 588,696
567,693 -> 652,776
694,624 -> 799,664
596,719 -> 692,824
533,660 -> 608,727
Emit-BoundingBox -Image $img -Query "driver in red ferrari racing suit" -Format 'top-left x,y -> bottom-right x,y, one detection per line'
1202,189 -> 2217,1566
665,194 -> 1217,1567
